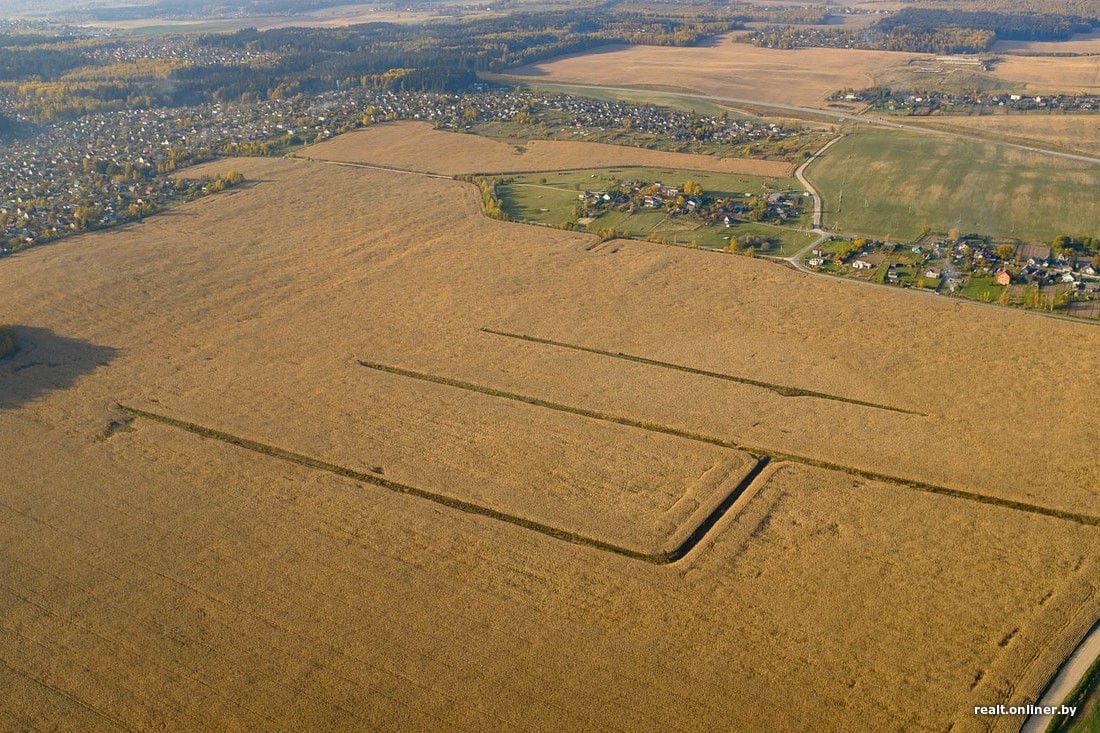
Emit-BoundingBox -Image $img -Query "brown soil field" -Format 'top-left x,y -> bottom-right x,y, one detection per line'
991,55 -> 1100,94
993,31 -> 1100,54
1,140 -> 1099,731
915,114 -> 1100,157
506,37 -> 923,108
304,121 -> 795,177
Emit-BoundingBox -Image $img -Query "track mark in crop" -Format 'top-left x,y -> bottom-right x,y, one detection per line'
480,328 -> 926,416
119,405 -> 766,565
357,360 -> 1100,529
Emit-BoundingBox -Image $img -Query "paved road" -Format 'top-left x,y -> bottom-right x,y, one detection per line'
498,79 -> 1100,167
1022,621 -> 1100,733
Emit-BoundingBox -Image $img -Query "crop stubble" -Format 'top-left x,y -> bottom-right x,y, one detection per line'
0,136 -> 1098,731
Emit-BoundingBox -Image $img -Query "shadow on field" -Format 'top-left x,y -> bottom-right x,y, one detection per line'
0,326 -> 117,409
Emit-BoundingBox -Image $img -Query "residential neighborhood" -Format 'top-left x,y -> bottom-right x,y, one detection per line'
830,87 -> 1100,115
805,234 -> 1100,315
573,177 -> 805,226
0,81 -> 813,254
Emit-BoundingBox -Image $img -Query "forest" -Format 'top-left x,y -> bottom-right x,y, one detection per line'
877,8 -> 1098,42
746,6 -> 1100,54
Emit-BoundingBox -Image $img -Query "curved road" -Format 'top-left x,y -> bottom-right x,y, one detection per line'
783,133 -> 845,269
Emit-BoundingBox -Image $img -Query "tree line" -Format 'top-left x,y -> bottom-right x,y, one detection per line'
746,6 -> 1100,53
875,8 -> 1098,42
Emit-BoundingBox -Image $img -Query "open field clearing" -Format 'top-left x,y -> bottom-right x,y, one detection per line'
1,136 -> 1099,729
991,56 -> 1100,95
506,37 -> 923,108
908,115 -> 1100,158
304,122 -> 794,177
806,128 -> 1100,241
994,31 -> 1100,55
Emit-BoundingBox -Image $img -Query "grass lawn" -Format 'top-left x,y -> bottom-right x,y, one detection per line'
498,182 -> 582,227
590,210 -> 668,234
960,276 -> 1005,302
1052,655 -> 1100,733
806,129 -> 1100,242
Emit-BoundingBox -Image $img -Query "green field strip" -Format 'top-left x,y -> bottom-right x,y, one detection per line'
119,406 -> 767,565
357,361 -> 1100,529
481,328 -> 925,416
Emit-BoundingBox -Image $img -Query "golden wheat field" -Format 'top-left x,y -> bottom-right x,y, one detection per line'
1,131 -> 1098,732
990,55 -> 1100,94
916,114 -> 1100,157
506,37 -> 922,107
993,31 -> 1100,54
305,121 -> 795,177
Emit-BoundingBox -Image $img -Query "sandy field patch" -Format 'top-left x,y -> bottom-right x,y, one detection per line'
1,150 -> 1099,731
302,121 -> 795,177
505,37 -> 923,108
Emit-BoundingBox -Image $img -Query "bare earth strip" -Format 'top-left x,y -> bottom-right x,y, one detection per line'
0,144 -> 1099,730
303,121 -> 794,177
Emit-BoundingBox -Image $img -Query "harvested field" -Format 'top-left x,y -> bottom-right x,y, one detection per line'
304,121 -> 794,177
917,114 -> 1100,158
993,31 -> 1100,55
991,55 -> 1100,94
505,37 -> 922,108
2,137 -> 1099,731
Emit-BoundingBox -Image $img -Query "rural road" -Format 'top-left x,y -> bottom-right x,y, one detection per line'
779,134 -> 845,272
1021,621 -> 1100,733
794,134 -> 843,230
498,78 -> 1100,167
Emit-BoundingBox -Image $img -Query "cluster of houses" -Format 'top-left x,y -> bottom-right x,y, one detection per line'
510,91 -> 801,146
808,236 -> 1100,303
831,87 -> 1100,114
574,179 -> 805,226
88,35 -> 277,67
0,75 -> 817,255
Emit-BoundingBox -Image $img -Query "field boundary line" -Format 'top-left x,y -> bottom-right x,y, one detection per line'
480,327 -> 925,416
119,406 -> 766,565
357,360 -> 1100,529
